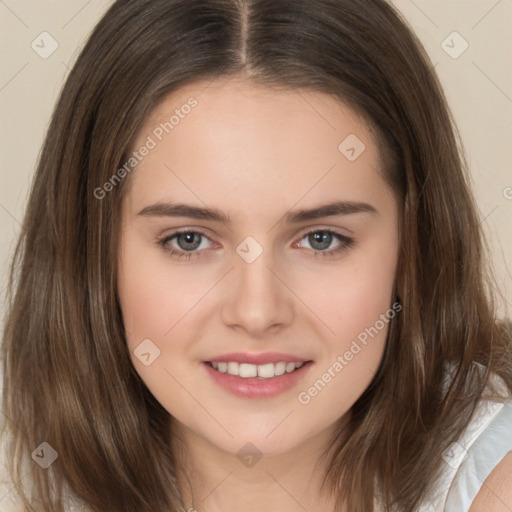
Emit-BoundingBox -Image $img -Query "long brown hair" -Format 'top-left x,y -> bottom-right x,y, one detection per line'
2,0 -> 511,511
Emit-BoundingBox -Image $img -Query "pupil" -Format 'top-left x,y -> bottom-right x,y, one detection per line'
309,231 -> 332,251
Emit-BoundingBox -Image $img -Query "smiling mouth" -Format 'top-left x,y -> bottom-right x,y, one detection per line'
205,361 -> 311,379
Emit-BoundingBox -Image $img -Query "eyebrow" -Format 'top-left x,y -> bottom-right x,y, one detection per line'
137,200 -> 378,224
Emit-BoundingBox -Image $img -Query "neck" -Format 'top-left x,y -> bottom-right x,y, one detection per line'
171,421 -> 344,512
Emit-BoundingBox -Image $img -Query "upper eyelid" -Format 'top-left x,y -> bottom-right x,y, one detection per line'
163,224 -> 351,238
300,227 -> 350,238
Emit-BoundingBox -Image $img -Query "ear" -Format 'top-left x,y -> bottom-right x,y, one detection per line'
469,451 -> 512,512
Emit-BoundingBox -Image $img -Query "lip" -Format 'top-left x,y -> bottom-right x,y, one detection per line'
206,352 -> 310,365
202,359 -> 314,399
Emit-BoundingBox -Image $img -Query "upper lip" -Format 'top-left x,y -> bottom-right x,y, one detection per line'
206,352 -> 311,365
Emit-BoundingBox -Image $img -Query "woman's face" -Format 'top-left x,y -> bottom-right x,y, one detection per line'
117,76 -> 400,458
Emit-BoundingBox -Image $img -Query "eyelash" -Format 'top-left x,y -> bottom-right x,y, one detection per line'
156,229 -> 355,261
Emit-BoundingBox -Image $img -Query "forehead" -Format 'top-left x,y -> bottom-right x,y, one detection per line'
125,76 -> 391,218
143,76 -> 373,148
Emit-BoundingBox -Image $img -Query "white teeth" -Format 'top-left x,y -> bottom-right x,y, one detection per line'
227,362 -> 239,375
210,361 -> 306,379
285,362 -> 296,373
239,363 -> 258,378
257,363 -> 275,378
274,362 -> 286,376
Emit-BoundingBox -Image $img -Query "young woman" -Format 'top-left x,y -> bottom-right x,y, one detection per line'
1,1 -> 511,511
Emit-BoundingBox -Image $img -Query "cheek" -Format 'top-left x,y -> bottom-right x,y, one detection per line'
119,266 -> 178,349
117,246 -> 202,421
300,237 -> 398,344
295,268 -> 396,421
338,259 -> 397,336
293,235 -> 398,408
118,240 -> 209,348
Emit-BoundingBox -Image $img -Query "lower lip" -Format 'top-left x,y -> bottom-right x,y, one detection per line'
203,361 -> 313,398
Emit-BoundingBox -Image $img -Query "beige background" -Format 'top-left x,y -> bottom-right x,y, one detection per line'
0,0 -> 511,331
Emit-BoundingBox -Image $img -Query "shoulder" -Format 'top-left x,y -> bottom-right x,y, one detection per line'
418,367 -> 512,512
443,373 -> 512,512
469,451 -> 512,512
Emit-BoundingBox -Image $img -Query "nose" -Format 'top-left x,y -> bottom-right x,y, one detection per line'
220,250 -> 295,338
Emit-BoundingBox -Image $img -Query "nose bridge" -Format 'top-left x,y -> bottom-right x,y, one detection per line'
221,241 -> 294,335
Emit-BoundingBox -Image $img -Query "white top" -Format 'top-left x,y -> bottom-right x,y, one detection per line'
408,373 -> 512,512
1,371 -> 511,512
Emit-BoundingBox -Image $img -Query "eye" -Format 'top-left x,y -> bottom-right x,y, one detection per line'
157,230 -> 214,260
157,228 -> 355,261
296,229 -> 354,257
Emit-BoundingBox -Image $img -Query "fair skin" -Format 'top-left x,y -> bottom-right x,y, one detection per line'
469,452 -> 512,512
116,76 -> 510,511
117,76 -> 399,511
